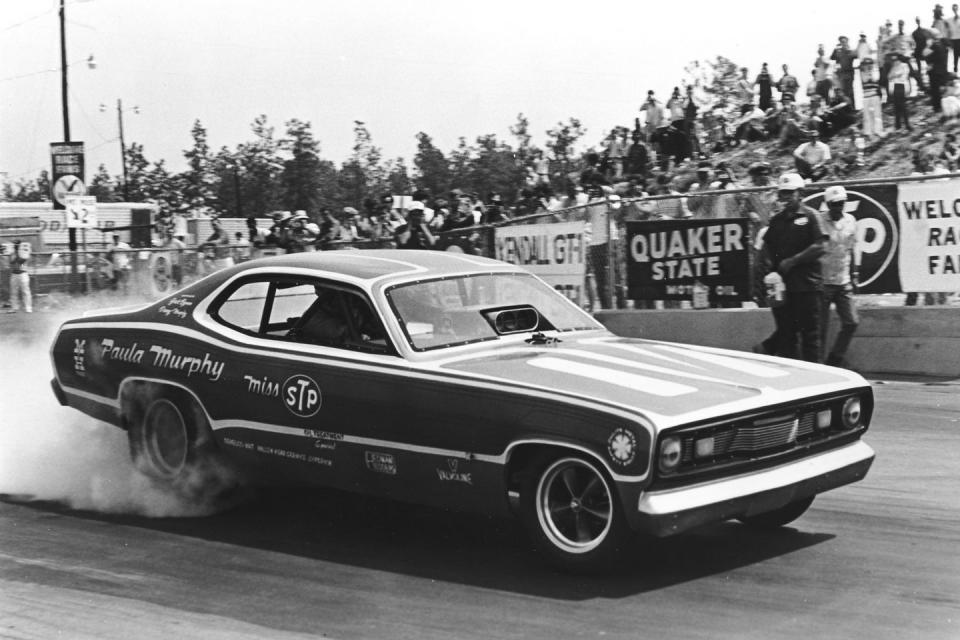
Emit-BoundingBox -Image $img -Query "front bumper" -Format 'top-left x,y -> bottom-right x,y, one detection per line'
633,440 -> 875,536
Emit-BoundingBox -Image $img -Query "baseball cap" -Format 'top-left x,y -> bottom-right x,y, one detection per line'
824,186 -> 847,202
777,173 -> 806,191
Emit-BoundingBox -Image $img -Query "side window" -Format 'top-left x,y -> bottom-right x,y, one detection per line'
216,281 -> 270,332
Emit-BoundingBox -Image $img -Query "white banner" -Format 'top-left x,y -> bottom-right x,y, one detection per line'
494,221 -> 586,304
897,180 -> 960,292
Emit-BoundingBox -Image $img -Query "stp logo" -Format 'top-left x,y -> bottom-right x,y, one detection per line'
802,188 -> 899,289
283,374 -> 322,418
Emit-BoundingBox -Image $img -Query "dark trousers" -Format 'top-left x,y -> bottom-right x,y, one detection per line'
821,284 -> 859,363
771,291 -> 822,362
589,243 -> 609,310
953,40 -> 960,72
914,53 -> 926,89
892,83 -> 911,130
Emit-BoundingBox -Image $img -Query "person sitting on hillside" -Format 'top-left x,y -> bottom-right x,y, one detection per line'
820,87 -> 857,139
794,130 -> 833,181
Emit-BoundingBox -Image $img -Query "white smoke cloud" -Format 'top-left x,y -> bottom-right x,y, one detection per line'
0,299 -> 242,517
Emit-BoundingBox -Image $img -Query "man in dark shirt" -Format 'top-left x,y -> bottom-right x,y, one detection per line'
395,203 -> 436,249
762,173 -> 828,362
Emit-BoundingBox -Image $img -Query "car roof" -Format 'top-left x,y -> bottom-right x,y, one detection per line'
236,250 -> 515,282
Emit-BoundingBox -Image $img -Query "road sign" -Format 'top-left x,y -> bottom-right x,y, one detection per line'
54,175 -> 87,207
50,141 -> 85,210
64,195 -> 98,229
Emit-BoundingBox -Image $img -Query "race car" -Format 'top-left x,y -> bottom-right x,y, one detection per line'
50,250 -> 875,570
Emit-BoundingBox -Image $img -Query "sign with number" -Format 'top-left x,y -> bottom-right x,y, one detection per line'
64,195 -> 98,229
50,141 -> 86,210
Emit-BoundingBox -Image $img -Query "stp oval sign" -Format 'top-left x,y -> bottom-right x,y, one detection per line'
802,185 -> 900,292
283,374 -> 322,418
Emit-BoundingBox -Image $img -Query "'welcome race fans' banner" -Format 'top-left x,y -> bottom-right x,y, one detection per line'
896,180 -> 960,292
494,221 -> 587,304
625,218 -> 751,302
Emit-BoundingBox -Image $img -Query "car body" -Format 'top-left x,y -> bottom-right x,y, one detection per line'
50,250 -> 875,569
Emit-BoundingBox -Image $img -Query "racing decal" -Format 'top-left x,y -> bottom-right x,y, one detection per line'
157,294 -> 196,320
436,458 -> 473,484
365,451 -> 397,475
607,428 -> 637,466
305,429 -> 343,451
244,374 -> 281,397
97,339 -> 225,381
223,437 -> 255,451
254,444 -> 332,467
282,375 -> 322,417
73,339 -> 87,377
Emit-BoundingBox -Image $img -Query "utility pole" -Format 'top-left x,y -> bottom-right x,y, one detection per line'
60,0 -> 70,142
117,99 -> 129,201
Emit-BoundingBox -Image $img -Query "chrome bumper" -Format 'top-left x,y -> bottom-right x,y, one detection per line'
635,440 -> 875,536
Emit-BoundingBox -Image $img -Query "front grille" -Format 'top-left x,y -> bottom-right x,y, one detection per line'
730,414 -> 797,453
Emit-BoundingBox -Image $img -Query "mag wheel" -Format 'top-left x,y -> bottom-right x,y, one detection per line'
738,496 -> 815,529
520,454 -> 630,571
138,397 -> 190,480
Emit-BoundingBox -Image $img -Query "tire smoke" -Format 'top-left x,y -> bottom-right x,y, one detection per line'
0,303 -> 242,517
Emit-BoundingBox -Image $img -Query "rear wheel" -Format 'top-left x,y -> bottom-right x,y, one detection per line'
520,454 -> 630,571
738,496 -> 815,529
124,384 -> 236,504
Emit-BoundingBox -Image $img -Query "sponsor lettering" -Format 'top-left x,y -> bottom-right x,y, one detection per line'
495,232 -> 584,266
436,458 -> 472,485
303,429 -> 343,441
283,375 -> 322,417
100,338 -> 145,363
158,295 -> 196,320
73,339 -> 86,376
365,451 -> 397,475
223,437 -> 255,450
630,224 -> 743,280
148,345 -> 224,381
244,374 -> 281,397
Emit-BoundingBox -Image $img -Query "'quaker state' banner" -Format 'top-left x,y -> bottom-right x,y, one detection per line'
626,218 -> 751,302
896,179 -> 960,292
802,184 -> 901,293
494,221 -> 586,305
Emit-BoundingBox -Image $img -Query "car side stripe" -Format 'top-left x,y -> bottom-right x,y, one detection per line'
528,357 -> 698,397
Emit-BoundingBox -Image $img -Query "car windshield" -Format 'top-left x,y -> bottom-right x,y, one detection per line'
385,272 -> 602,351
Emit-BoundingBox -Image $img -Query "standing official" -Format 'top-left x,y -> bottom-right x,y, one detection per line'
819,186 -> 860,367
7,239 -> 32,313
762,173 -> 828,362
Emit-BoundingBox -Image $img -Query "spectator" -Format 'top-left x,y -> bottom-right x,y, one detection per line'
639,90 -> 664,141
395,202 -> 436,249
820,87 -> 857,139
734,107 -> 768,143
107,233 -> 132,291
943,132 -> 960,169
532,149 -> 551,185
265,210 -> 292,248
682,85 -> 701,156
859,57 -> 884,139
6,239 -> 31,313
286,211 -> 320,252
162,230 -> 186,287
755,63 -> 774,111
941,75 -> 960,120
777,64 -> 800,104
624,129 -> 650,179
813,44 -> 834,100
934,3 -> 949,35
926,28 -> 951,112
233,231 -> 251,261
579,152 -> 608,191
947,4 -> 960,72
855,33 -> 873,63
687,161 -> 719,219
913,17 -> 930,90
443,195 -> 478,229
585,187 -> 615,309
647,173 -> 692,219
831,36 -> 858,101
835,130 -> 867,176
339,207 -> 370,241
819,186 -> 860,367
794,130 -> 833,181
736,67 -> 755,114
761,172 -> 828,362
806,69 -> 820,101
888,52 -> 915,131
428,197 -> 448,233
666,87 -> 685,127
778,102 -> 809,147
603,128 -> 626,180
482,193 -> 508,224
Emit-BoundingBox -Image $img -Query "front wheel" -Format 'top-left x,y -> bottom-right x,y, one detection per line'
738,496 -> 815,529
520,454 -> 631,571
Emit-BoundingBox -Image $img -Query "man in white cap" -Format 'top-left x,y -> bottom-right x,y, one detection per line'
760,173 -> 828,361
819,185 -> 860,367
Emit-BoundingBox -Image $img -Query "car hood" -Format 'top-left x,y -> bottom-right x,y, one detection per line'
433,334 -> 867,428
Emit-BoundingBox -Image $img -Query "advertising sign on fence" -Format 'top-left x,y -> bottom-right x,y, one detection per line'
801,184 -> 901,293
494,221 -> 587,304
896,180 -> 960,292
625,218 -> 751,302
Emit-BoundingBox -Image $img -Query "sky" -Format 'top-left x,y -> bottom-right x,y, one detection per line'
0,0 -> 932,187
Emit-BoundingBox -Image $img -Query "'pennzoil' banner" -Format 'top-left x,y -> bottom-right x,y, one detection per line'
626,218 -> 751,302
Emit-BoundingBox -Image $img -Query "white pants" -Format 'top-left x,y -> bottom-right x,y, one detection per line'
862,96 -> 883,138
10,272 -> 31,312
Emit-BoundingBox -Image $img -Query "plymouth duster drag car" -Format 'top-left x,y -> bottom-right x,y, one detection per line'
50,250 -> 875,570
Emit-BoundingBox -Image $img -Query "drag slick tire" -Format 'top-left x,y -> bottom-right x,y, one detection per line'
122,383 -> 228,501
738,496 -> 815,529
520,453 -> 630,571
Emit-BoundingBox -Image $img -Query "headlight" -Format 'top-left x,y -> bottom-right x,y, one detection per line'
658,436 -> 682,473
841,397 -> 862,429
